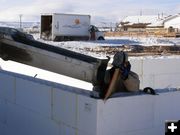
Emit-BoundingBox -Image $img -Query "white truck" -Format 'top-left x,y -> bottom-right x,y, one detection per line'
40,13 -> 105,41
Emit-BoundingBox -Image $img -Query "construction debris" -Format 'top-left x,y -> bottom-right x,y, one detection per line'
84,45 -> 180,56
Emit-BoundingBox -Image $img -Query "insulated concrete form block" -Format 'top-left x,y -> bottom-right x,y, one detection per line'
130,59 -> 144,89
6,103 -> 59,135
78,130 -> 95,135
124,127 -> 162,135
140,74 -> 180,89
0,99 -> 7,124
143,59 -> 156,75
0,123 -> 7,135
0,73 -> 15,103
96,95 -> 154,135
153,126 -> 165,135
138,75 -> 143,89
154,74 -> 180,89
16,78 -> 52,118
130,58 -> 180,89
154,91 -> 180,127
53,88 -> 77,128
143,58 -> 180,75
140,58 -> 180,89
59,123 -> 76,135
129,59 -> 143,75
77,95 -> 97,135
142,75 -> 155,88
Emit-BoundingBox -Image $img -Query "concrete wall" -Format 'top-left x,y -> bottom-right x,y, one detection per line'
0,70 -> 180,135
130,57 -> 180,89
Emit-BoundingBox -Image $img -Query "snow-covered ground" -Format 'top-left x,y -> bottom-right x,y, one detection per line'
36,35 -> 180,47
33,34 -> 180,58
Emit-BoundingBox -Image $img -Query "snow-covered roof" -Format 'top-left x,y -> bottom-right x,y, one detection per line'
121,15 -> 162,24
120,14 -> 180,27
163,14 -> 180,23
147,20 -> 164,27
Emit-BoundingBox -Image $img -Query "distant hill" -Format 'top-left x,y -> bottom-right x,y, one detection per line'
0,21 -> 40,28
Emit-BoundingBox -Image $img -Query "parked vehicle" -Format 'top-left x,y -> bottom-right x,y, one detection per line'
40,13 -> 105,41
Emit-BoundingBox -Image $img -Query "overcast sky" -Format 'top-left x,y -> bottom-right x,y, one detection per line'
0,0 -> 179,24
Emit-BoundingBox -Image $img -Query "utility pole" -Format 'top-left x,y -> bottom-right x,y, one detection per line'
19,14 -> 23,28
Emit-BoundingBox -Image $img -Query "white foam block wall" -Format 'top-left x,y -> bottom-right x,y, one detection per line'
0,70 -> 180,135
96,91 -> 180,135
0,71 -> 99,135
130,57 -> 180,89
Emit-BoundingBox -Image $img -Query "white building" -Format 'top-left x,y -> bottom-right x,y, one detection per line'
121,15 -> 162,25
119,14 -> 180,31
163,14 -> 180,30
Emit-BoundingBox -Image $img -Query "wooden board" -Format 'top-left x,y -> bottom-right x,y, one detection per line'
104,68 -> 120,101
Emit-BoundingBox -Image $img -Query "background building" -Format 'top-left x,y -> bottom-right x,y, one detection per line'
117,13 -> 180,32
